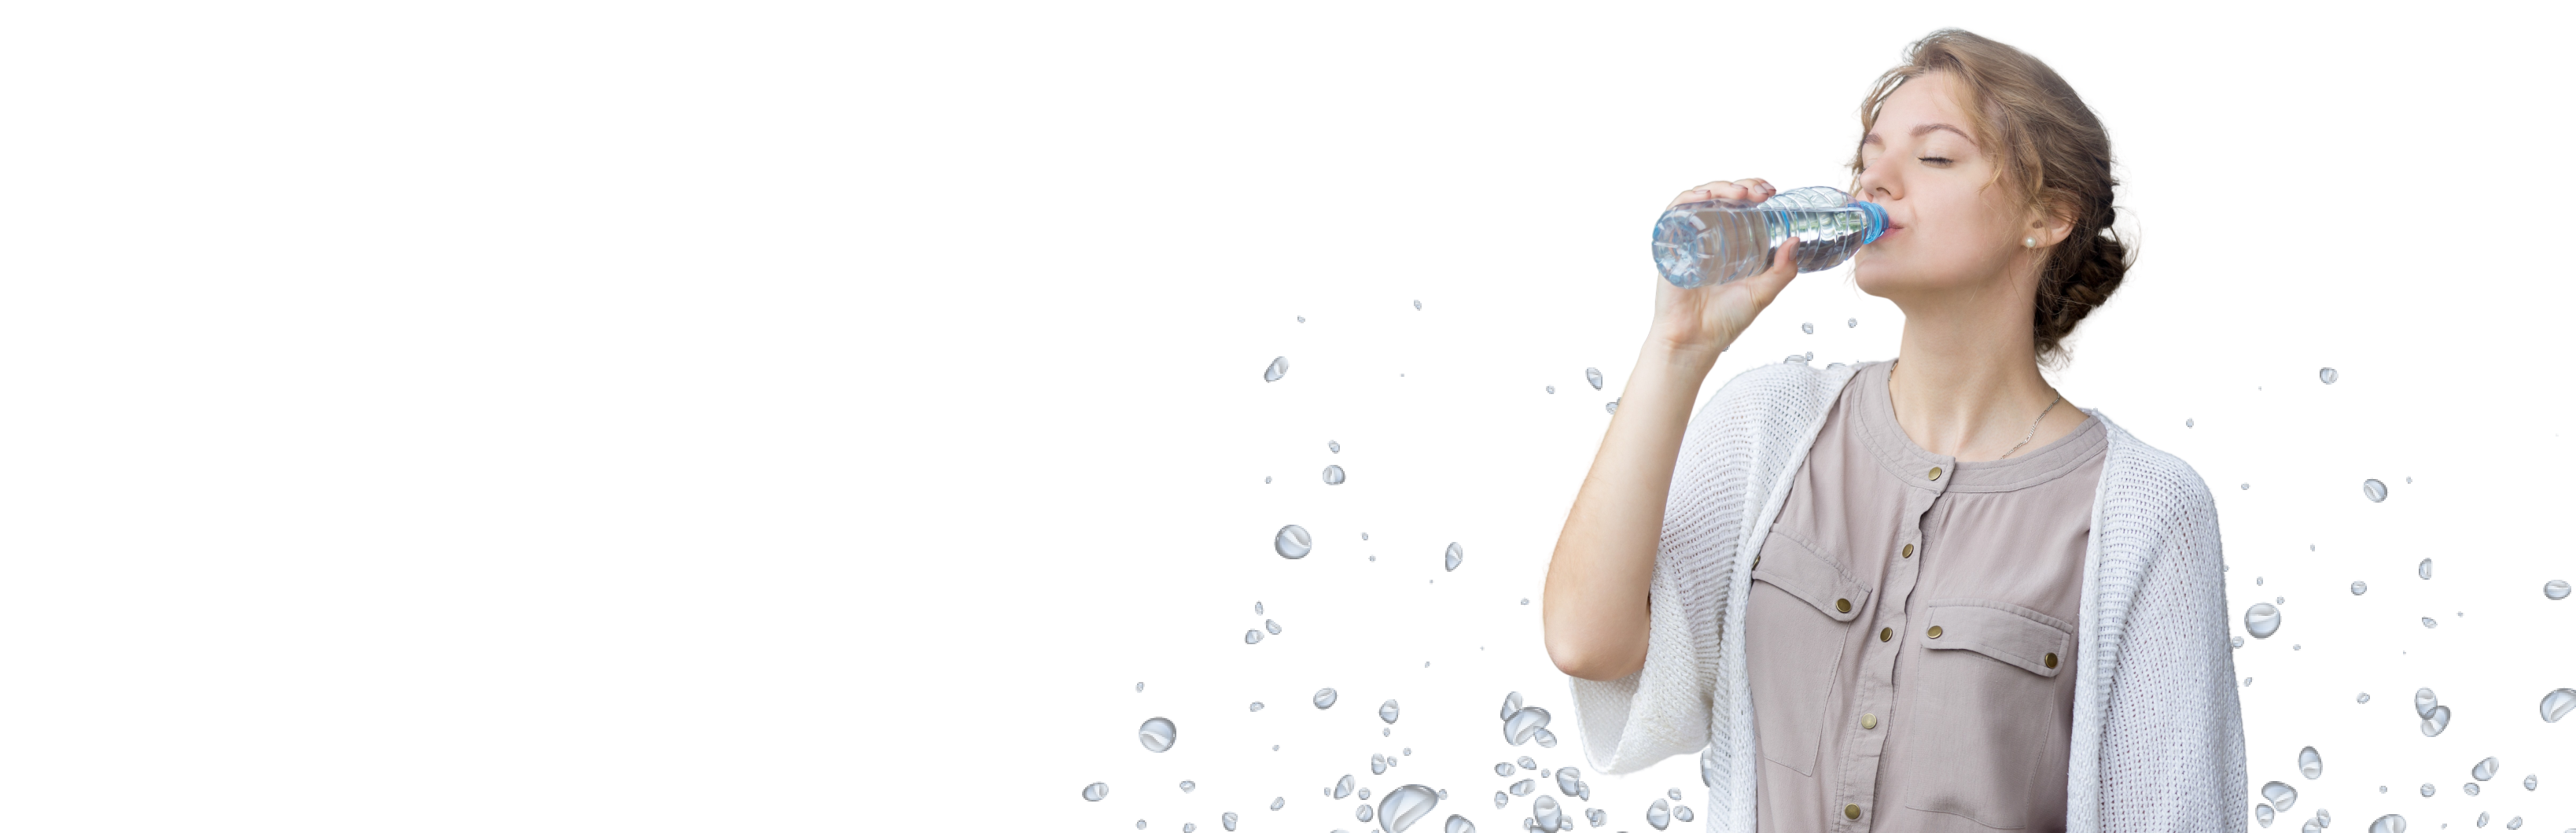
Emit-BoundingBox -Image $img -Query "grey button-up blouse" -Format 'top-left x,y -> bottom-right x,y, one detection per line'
1745,359 -> 2106,832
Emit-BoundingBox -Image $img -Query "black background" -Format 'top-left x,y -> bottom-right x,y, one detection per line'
1097,24 -> 2565,833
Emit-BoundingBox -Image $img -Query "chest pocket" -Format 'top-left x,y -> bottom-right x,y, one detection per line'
1899,599 -> 2074,829
1742,531 -> 1871,776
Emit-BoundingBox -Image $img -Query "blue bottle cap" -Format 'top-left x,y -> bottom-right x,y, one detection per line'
1850,200 -> 1889,245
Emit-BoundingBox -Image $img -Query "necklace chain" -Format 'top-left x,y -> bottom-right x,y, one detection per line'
1890,359 -> 2064,461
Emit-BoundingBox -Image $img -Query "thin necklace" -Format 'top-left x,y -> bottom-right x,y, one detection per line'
1892,359 -> 2064,461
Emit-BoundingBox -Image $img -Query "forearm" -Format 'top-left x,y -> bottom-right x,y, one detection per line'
1543,342 -> 1717,680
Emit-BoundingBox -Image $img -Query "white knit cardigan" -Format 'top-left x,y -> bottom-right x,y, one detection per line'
1569,359 -> 2247,832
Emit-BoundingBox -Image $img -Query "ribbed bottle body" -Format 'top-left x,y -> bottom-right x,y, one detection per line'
1651,186 -> 1886,288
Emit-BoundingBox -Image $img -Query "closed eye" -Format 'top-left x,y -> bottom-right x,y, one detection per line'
1919,157 -> 1953,166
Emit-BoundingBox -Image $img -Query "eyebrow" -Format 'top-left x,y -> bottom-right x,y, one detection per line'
1863,122 -> 1978,147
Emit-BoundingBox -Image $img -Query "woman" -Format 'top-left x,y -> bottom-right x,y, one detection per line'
1541,29 -> 2244,832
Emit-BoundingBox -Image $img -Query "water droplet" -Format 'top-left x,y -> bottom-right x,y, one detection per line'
2320,367 -> 2339,385
2364,479 -> 2388,502
2504,816 -> 2522,829
1361,533 -> 1368,540
2545,579 -> 2570,600
1223,811 -> 1239,831
2187,418 -> 2196,427
1297,315 -> 1305,323
1314,687 -> 1338,710
1586,367 -> 1603,390
1504,706 -> 1553,745
1605,400 -> 1620,414
2523,774 -> 2537,790
2258,577 -> 2266,586
1264,357 -> 1290,382
2319,810 -> 2331,827
1380,699 -> 1401,724
1587,809 -> 1607,827
1135,681 -> 1145,692
1494,762 -> 1514,776
2359,692 -> 2372,703
1356,802 -> 1374,822
1245,629 -> 1262,643
1275,525 -> 1312,558
1675,806 -> 1695,822
1546,385 -> 1555,394
2540,688 -> 2576,722
1517,755 -> 1536,770
1500,692 -> 1524,720
1372,753 -> 1388,775
1848,318 -> 1859,327
1268,797 -> 1285,811
2352,581 -> 2368,595
2420,783 -> 2435,797
2421,617 -> 2438,628
2242,483 -> 2250,490
1264,476 -> 1271,483
1446,542 -> 1465,572
2464,781 -> 2481,796
1258,618 -> 1278,635
2477,812 -> 2490,828
2246,677 -> 2255,687
1336,774 -> 1356,799
1493,791 -> 1508,809
2473,756 -> 2501,780
2259,805 -> 2278,827
1185,824 -> 1196,833
1135,820 -> 1145,830
1249,701 -> 1264,711
1082,782 -> 1111,801
2232,636 -> 2244,649
1181,780 -> 1198,793
1414,300 -> 1422,310
1534,728 -> 1557,746
1139,717 -> 1178,752
1448,815 -> 1479,833
1253,601 -> 1264,614
2246,603 -> 2282,638
1647,798 -> 1672,830
2423,706 -> 2453,736
1321,464 -> 1345,485
1556,768 -> 1581,795
2299,746 -> 2323,778
1533,795 -> 1563,831
1378,785 -> 1439,832
2308,820 -> 2324,833
2264,781 -> 2298,811
1360,787 -> 1373,798
2418,558 -> 2434,580
1668,788 -> 1683,800
1801,323 -> 1815,334
1509,779 -> 1533,796
2416,688 -> 2441,718
1327,440 -> 1341,454
2369,815 -> 2405,833
1521,598 -> 1529,605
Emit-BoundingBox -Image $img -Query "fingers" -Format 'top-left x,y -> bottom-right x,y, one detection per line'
1668,178 -> 1779,209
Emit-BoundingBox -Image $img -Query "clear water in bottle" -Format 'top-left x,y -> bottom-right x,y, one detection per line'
1652,186 -> 1888,288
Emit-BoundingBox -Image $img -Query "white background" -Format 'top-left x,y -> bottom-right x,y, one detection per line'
2,1 -> 2571,831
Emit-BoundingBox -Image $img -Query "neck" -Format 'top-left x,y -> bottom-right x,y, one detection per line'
1886,307 -> 2063,460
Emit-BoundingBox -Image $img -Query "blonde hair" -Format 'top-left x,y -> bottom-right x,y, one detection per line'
1846,28 -> 2131,365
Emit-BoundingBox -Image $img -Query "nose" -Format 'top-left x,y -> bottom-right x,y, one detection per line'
1855,158 -> 1897,204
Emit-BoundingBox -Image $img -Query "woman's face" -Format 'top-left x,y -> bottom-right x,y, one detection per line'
1850,71 -> 2057,302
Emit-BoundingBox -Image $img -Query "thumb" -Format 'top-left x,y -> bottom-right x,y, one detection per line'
1739,237 -> 1801,308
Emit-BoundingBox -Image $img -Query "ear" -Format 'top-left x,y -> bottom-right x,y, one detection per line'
2029,199 -> 2077,248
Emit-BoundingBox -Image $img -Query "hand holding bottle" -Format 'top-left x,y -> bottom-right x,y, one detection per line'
1646,178 -> 1803,372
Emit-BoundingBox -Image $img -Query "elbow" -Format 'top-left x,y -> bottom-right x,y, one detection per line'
1545,629 -> 1646,682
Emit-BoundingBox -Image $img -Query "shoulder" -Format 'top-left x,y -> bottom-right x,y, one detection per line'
1699,358 -> 1857,427
2091,413 -> 2219,521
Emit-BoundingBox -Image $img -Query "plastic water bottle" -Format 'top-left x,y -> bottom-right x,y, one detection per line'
1651,186 -> 1888,288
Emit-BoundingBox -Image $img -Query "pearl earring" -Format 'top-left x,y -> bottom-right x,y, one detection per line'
2023,237 -> 2037,248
